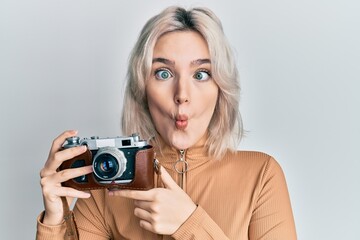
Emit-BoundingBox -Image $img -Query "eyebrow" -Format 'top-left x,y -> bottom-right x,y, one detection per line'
152,57 -> 211,66
152,58 -> 175,66
191,59 -> 211,66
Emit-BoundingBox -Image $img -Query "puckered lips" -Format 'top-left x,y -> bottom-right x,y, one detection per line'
175,114 -> 188,130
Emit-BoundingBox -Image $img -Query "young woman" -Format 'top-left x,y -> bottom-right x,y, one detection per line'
37,6 -> 297,239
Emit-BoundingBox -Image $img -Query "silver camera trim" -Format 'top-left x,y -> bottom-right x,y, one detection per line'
83,134 -> 147,150
63,133 -> 148,184
63,133 -> 148,150
92,147 -> 127,181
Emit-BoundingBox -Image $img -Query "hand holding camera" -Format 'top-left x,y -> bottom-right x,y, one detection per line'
39,130 -> 156,226
59,133 -> 156,191
39,130 -> 93,225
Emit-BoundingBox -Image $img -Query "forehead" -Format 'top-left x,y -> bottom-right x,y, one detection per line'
153,31 -> 210,62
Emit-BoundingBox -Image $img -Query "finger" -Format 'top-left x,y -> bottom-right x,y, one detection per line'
134,200 -> 155,212
49,130 -> 78,156
44,145 -> 87,172
139,220 -> 154,232
134,207 -> 153,222
54,186 -> 91,199
51,165 -> 93,184
108,189 -> 154,201
160,166 -> 179,190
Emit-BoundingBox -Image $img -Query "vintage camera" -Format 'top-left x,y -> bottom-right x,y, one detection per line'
59,133 -> 155,190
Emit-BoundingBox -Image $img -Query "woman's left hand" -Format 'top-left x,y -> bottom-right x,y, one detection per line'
108,166 -> 196,235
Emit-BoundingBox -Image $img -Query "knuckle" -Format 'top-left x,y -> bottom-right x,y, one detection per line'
134,208 -> 140,216
150,213 -> 160,223
52,139 -> 62,150
53,152 -> 62,162
41,185 -> 52,197
153,192 -> 162,202
40,168 -> 55,180
39,168 -> 46,178
152,222 -> 162,233
40,177 -> 47,187
59,169 -> 71,179
150,203 -> 160,213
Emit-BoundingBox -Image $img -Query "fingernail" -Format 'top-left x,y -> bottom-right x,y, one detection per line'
108,191 -> 114,196
70,130 -> 78,134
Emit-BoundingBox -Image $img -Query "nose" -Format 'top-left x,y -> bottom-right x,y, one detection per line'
174,76 -> 190,104
174,94 -> 189,104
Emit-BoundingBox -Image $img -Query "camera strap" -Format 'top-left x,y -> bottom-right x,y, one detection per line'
61,196 -> 79,240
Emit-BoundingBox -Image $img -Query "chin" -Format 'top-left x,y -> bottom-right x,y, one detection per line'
169,132 -> 198,150
172,142 -> 192,150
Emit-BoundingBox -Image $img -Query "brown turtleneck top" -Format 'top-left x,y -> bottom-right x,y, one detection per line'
36,142 -> 297,239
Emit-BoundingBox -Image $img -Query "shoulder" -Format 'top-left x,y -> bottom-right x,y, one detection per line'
223,150 -> 276,166
221,150 -> 284,178
208,151 -> 288,202
228,150 -> 272,161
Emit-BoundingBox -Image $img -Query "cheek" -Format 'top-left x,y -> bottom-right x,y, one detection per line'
146,86 -> 170,123
202,90 -> 219,125
147,100 -> 161,122
198,86 -> 218,113
146,81 -> 170,108
147,95 -> 160,120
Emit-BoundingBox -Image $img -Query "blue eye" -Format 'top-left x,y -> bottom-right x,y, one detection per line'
155,69 -> 172,80
194,70 -> 211,81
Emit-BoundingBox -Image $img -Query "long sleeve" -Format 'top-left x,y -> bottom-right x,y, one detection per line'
36,190 -> 110,240
36,211 -> 67,240
36,150 -> 296,239
172,206 -> 229,239
72,190 -> 111,239
248,158 -> 297,239
164,149 -> 296,240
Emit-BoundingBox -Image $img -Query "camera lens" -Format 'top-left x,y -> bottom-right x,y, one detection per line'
98,154 -> 116,172
93,147 -> 127,180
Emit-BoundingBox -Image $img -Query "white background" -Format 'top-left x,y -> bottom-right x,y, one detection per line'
1,0 -> 359,239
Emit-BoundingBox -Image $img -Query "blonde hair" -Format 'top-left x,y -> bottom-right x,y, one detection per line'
122,6 -> 243,159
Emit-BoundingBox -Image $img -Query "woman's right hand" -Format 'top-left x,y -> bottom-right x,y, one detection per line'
39,130 -> 93,225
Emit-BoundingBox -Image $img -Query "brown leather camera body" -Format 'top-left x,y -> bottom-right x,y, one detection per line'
59,147 -> 155,191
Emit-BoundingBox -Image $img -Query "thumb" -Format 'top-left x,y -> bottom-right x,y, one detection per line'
160,166 -> 179,190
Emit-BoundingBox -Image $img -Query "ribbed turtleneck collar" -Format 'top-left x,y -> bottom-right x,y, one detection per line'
150,133 -> 211,172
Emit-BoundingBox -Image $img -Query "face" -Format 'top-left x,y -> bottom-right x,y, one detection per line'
146,31 -> 219,150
